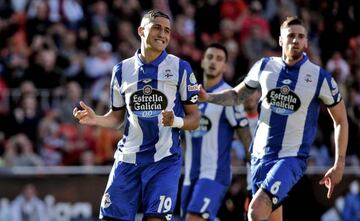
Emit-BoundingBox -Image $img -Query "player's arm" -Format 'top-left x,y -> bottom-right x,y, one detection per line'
235,126 -> 252,162
73,101 -> 125,129
161,104 -> 199,130
182,103 -> 200,130
199,82 -> 256,106
319,99 -> 348,198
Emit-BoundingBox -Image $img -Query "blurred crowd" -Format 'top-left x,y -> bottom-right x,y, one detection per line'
0,0 -> 360,167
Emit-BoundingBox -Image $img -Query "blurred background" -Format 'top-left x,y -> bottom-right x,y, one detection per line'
0,0 -> 359,220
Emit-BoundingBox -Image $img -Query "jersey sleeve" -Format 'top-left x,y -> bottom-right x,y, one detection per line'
318,69 -> 342,107
244,58 -> 268,89
110,63 -> 125,110
178,59 -> 199,104
225,104 -> 249,128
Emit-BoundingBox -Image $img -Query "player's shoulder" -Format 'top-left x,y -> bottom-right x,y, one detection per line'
167,53 -> 192,67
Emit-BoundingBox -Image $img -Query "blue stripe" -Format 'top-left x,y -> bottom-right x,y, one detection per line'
178,59 -> 187,87
119,112 -> 129,148
215,108 -> 233,186
190,135 -> 202,181
260,57 -> 270,72
136,65 -> 159,163
189,102 -> 208,181
298,68 -> 324,157
267,65 -> 300,157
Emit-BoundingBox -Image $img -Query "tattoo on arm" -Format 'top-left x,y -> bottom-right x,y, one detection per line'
207,87 -> 255,106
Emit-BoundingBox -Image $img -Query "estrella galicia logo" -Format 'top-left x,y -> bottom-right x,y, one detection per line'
130,85 -> 168,118
190,115 -> 212,137
266,85 -> 301,115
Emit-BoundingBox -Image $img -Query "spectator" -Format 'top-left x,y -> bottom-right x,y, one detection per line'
10,183 -> 49,221
342,180 -> 360,221
3,133 -> 43,166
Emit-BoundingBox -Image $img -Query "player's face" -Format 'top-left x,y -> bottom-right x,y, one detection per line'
280,25 -> 308,62
201,47 -> 227,79
139,17 -> 171,52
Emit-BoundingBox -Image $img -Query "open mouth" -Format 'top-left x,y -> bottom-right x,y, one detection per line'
155,39 -> 165,44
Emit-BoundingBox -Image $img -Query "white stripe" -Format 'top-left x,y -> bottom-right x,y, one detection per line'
252,62 -> 280,158
279,62 -> 319,157
199,103 -> 221,180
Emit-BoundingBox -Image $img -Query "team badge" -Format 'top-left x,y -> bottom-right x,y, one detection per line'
189,72 -> 197,84
190,115 -> 212,137
101,193 -> 111,208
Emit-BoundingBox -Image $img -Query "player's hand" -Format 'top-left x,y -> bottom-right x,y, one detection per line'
161,110 -> 174,127
198,84 -> 208,102
319,164 -> 344,199
73,101 -> 97,125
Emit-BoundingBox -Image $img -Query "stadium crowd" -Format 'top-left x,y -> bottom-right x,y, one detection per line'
0,0 -> 360,169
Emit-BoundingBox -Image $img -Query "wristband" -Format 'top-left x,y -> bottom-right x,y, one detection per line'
172,116 -> 184,128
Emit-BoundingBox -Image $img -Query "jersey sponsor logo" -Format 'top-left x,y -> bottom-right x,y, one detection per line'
266,85 -> 301,115
130,85 -> 167,118
188,84 -> 199,91
190,115 -> 212,137
101,193 -> 111,208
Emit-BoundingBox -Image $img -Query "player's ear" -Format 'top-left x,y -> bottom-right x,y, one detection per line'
279,36 -> 283,47
223,63 -> 228,73
138,26 -> 145,38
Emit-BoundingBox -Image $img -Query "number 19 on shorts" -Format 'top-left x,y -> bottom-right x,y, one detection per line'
157,195 -> 172,213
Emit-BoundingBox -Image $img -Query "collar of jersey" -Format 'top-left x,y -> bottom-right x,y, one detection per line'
135,49 -> 168,67
282,52 -> 308,69
206,79 -> 225,93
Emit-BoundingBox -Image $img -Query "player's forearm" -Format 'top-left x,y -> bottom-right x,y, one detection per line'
207,89 -> 240,106
207,83 -> 255,106
236,127 -> 253,161
182,110 -> 200,130
94,110 -> 124,129
333,120 -> 348,168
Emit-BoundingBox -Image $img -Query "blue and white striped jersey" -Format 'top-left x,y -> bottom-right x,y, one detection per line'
244,54 -> 341,159
110,50 -> 198,164
183,80 -> 249,186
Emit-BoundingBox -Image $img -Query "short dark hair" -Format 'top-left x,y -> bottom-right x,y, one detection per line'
141,10 -> 171,26
280,16 -> 305,30
205,42 -> 228,61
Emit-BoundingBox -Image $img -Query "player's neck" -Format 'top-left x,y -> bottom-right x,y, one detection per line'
282,54 -> 303,66
203,74 -> 222,89
140,48 -> 162,64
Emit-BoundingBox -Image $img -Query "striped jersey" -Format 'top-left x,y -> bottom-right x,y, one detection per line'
183,80 -> 249,186
110,50 -> 198,164
244,54 -> 341,159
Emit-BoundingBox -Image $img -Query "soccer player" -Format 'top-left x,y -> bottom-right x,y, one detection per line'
73,10 -> 200,221
198,16 -> 348,221
181,43 -> 252,221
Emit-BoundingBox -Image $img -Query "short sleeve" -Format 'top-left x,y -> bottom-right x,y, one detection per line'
319,69 -> 342,107
178,59 -> 199,104
244,58 -> 269,89
110,63 -> 125,110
